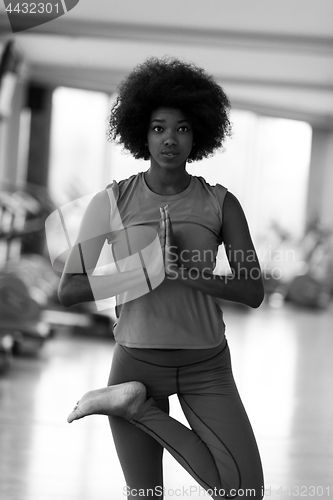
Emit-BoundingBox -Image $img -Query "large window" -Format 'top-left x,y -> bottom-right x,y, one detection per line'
49,87 -> 110,206
49,88 -> 312,244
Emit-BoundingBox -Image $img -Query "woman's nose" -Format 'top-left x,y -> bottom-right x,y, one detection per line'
164,135 -> 177,146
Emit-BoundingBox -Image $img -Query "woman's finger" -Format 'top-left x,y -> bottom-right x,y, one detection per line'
160,206 -> 165,220
159,207 -> 166,234
158,207 -> 166,257
164,205 -> 172,245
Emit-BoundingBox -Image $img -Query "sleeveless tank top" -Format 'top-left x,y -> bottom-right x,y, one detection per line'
105,172 -> 227,349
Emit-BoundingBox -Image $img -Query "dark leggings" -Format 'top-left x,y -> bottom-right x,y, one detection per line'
108,340 -> 264,499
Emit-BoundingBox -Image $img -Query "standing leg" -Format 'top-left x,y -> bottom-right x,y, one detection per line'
108,397 -> 169,499
108,344 -> 171,500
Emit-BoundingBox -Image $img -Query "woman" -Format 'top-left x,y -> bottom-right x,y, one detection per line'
59,57 -> 265,499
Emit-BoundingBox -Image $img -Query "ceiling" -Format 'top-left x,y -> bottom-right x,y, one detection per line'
1,0 -> 333,126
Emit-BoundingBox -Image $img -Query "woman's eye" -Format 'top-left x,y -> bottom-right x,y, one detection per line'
151,125 -> 190,132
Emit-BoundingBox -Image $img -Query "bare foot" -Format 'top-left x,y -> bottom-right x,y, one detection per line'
67,381 -> 146,423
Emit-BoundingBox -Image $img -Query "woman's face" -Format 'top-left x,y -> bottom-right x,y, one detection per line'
147,108 -> 194,171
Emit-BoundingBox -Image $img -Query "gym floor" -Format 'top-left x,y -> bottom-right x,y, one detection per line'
1,301 -> 332,500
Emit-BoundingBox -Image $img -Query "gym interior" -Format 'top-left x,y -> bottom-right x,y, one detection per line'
0,2 -> 333,499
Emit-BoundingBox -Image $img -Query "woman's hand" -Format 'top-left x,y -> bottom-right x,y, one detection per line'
161,205 -> 179,276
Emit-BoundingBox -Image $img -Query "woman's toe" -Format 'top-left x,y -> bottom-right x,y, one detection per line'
67,401 -> 83,423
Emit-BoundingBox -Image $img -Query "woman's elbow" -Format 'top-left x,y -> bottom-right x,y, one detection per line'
248,294 -> 264,308
58,282 -> 76,308
248,280 -> 265,308
58,287 -> 71,308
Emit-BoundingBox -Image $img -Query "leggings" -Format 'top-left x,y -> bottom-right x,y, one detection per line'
108,340 -> 264,499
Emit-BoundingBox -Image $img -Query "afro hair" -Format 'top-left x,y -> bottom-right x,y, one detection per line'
107,56 -> 232,162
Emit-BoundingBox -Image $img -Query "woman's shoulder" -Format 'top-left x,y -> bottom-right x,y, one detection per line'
193,175 -> 227,192
105,173 -> 142,200
192,175 -> 228,207
105,173 -> 141,191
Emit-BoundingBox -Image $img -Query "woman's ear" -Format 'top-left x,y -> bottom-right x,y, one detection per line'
144,143 -> 150,160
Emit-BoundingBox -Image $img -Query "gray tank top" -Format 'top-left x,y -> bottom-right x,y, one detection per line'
105,172 -> 227,349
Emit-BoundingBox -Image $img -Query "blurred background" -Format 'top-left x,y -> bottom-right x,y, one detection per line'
0,1 -> 333,499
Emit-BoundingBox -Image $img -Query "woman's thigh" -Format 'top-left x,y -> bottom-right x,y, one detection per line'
108,343 -> 177,396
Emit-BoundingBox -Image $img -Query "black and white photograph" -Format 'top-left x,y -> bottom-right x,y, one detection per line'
0,1 -> 333,499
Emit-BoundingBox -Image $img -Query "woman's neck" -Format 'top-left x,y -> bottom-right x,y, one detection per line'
144,168 -> 191,196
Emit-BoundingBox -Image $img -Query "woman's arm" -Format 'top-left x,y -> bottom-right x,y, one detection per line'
58,190 -> 163,307
59,269 -> 149,308
164,193 -> 265,308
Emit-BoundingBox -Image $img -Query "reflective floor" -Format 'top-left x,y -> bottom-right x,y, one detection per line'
1,302 -> 333,500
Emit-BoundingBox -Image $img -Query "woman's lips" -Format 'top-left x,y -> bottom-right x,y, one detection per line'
161,151 -> 179,157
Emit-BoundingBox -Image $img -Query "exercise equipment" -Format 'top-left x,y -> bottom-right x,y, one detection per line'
0,181 -> 115,372
258,219 -> 333,308
0,181 -> 55,368
285,220 -> 333,308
